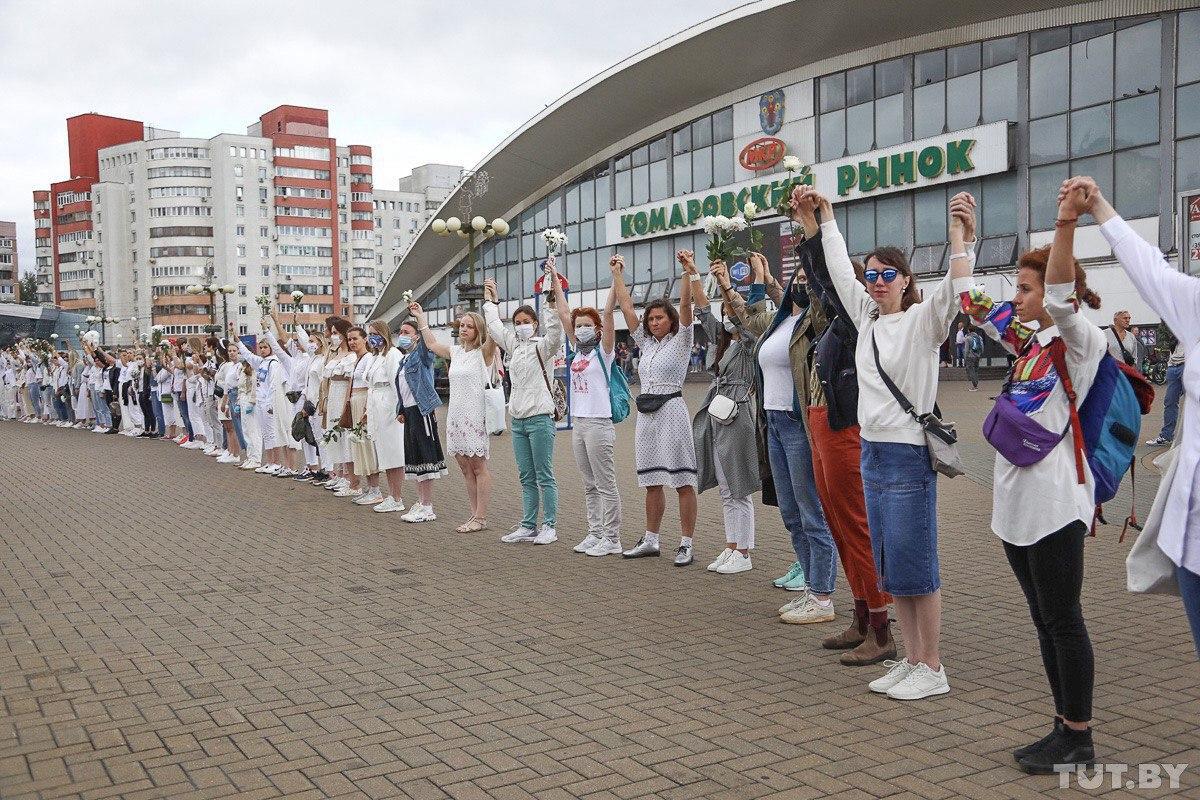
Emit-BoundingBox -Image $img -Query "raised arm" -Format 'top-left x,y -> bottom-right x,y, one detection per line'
609,254 -> 639,332
601,283 -> 617,356
677,249 -> 700,327
538,287 -> 563,358
481,279 -> 516,353
236,337 -> 263,369
1067,176 -> 1200,346
913,191 -> 978,346
550,261 -> 575,346
263,323 -> 294,369
802,187 -> 872,329
409,302 -> 450,359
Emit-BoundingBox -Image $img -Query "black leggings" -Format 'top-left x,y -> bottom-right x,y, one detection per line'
1003,520 -> 1093,722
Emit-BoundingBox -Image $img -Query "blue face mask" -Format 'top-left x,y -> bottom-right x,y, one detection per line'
396,335 -> 414,350
367,334 -> 384,349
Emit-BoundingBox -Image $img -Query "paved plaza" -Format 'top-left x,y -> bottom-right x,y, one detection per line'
1,379 -> 1197,799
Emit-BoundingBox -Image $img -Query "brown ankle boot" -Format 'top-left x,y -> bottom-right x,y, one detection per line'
822,599 -> 867,650
840,613 -> 897,666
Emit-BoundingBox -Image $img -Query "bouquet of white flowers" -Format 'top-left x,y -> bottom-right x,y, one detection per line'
700,214 -> 748,263
255,294 -> 273,317
150,324 -> 166,347
82,330 -> 101,347
541,228 -> 568,256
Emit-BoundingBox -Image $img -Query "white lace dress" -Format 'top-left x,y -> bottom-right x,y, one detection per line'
445,344 -> 489,458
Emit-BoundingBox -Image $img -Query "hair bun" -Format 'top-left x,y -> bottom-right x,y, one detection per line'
1080,288 -> 1102,310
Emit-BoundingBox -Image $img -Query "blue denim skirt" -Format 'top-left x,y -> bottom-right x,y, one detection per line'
860,440 -> 940,596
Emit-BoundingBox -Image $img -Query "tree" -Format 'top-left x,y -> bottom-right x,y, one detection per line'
17,273 -> 39,305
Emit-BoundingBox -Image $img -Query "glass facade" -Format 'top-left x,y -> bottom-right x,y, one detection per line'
418,9 -> 1200,313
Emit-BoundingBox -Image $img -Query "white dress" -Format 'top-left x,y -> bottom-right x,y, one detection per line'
366,348 -> 405,471
321,352 -> 356,465
632,324 -> 698,488
446,345 -> 489,458
74,365 -> 95,420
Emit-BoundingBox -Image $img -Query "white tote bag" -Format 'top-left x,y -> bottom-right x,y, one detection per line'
483,362 -> 506,435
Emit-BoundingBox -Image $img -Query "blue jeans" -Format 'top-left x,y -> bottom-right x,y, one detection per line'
1159,364 -> 1185,442
1179,566 -> 1200,658
861,440 -> 940,596
94,392 -> 112,428
228,388 -> 247,450
179,399 -> 194,439
766,410 -> 837,594
511,414 -> 558,528
29,384 -> 42,417
151,394 -> 166,435
52,393 -> 68,421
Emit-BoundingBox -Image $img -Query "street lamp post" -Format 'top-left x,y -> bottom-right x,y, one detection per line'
186,261 -> 234,335
430,170 -> 509,312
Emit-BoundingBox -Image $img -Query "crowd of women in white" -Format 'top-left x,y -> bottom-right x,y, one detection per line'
3,179 -> 1197,776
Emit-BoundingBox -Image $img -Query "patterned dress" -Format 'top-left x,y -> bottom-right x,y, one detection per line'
633,324 -> 697,488
446,345 -> 489,458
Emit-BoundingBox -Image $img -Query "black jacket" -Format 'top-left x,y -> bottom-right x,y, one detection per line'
798,231 -> 859,432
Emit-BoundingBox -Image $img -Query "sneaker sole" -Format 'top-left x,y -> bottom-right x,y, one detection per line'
783,584 -> 809,592
780,612 -> 837,625
886,683 -> 951,701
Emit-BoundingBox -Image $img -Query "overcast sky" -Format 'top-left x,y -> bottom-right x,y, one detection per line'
0,0 -> 744,276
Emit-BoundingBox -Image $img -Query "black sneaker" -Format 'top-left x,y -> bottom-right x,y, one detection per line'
1013,718 -> 1062,761
1018,726 -> 1094,775
292,471 -> 314,482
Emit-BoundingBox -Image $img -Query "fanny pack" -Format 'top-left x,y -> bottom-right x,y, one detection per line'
983,337 -> 1068,467
635,391 -> 681,414
871,332 -> 963,478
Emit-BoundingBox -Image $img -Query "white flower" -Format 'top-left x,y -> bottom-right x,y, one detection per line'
82,330 -> 100,346
701,216 -> 720,235
728,216 -> 748,232
291,290 -> 305,302
401,289 -> 414,304
742,201 -> 758,221
781,155 -> 802,172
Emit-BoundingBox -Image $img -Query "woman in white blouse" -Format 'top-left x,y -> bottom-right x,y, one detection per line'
345,326 -> 384,505
1065,176 -> 1200,656
321,317 -> 358,495
365,320 -> 406,512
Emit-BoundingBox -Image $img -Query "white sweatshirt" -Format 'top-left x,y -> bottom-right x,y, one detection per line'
820,218 -> 974,446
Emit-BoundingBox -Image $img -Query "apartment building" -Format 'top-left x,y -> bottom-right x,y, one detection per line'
0,221 -> 17,302
34,109 -> 460,337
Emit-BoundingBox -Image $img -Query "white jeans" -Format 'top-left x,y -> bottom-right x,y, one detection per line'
572,417 -> 622,543
714,453 -> 754,549
241,407 -> 262,462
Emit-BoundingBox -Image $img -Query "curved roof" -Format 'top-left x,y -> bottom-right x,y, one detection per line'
373,0 -> 1093,322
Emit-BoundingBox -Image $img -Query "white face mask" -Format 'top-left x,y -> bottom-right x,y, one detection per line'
330,334 -> 342,347
515,323 -> 535,341
575,326 -> 596,344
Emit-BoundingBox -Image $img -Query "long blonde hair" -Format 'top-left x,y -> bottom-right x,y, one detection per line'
457,312 -> 489,351
367,320 -> 392,355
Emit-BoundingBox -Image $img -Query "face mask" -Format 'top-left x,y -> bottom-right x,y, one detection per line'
396,335 -> 414,350
330,334 -> 342,347
515,323 -> 535,341
723,318 -> 737,333
575,326 -> 596,344
367,334 -> 384,349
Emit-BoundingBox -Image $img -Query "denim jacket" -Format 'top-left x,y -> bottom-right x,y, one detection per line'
395,338 -> 441,417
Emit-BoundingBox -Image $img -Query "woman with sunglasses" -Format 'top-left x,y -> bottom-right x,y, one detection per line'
804,185 -> 975,701
786,190 -> 895,666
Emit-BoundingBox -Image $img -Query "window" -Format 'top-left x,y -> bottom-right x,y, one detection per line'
147,166 -> 211,179
236,245 -> 246,257
234,165 -> 244,178
260,246 -> 269,258
235,186 -> 244,201
148,186 -> 210,199
149,226 -> 213,238
236,225 -> 245,236
1028,19 -> 1162,228
1177,10 -> 1200,195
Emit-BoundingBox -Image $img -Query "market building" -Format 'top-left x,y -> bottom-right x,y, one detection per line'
374,0 -> 1200,357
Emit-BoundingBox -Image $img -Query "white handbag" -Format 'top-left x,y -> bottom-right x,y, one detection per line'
484,372 -> 507,435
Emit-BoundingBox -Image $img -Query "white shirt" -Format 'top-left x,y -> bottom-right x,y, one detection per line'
483,301 -> 563,419
1101,214 -> 1200,574
1105,326 -> 1139,365
569,346 -> 615,418
821,218 -> 974,445
395,357 -> 417,409
351,353 -> 373,389
956,330 -> 966,346
987,289 -> 1107,545
757,318 -> 797,412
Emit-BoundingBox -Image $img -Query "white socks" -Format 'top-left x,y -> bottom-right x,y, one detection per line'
643,532 -> 660,547
680,536 -> 693,548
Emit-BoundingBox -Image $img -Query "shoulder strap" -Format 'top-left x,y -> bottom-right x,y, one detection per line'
1046,338 -> 1087,485
1111,328 -> 1134,365
869,331 -> 920,423
533,345 -> 554,395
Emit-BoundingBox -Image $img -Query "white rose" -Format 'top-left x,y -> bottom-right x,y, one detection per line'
781,155 -> 802,172
729,216 -> 748,232
743,201 -> 758,221
701,216 -> 719,235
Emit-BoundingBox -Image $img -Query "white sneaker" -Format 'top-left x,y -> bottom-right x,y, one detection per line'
780,595 -> 835,624
885,662 -> 950,700
334,487 -> 363,498
92,426 -> 106,433
373,496 -> 405,513
501,526 -> 537,543
868,660 -> 918,694
402,504 -> 436,522
533,525 -> 557,545
173,435 -> 185,443
183,440 -> 204,449
573,534 -> 601,553
202,445 -> 218,456
585,539 -> 623,557
353,489 -> 384,505
715,551 -> 753,574
208,448 -> 226,458
254,464 -> 275,474
706,548 -> 734,571
778,594 -> 812,615
240,460 -> 261,470
217,453 -> 240,464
